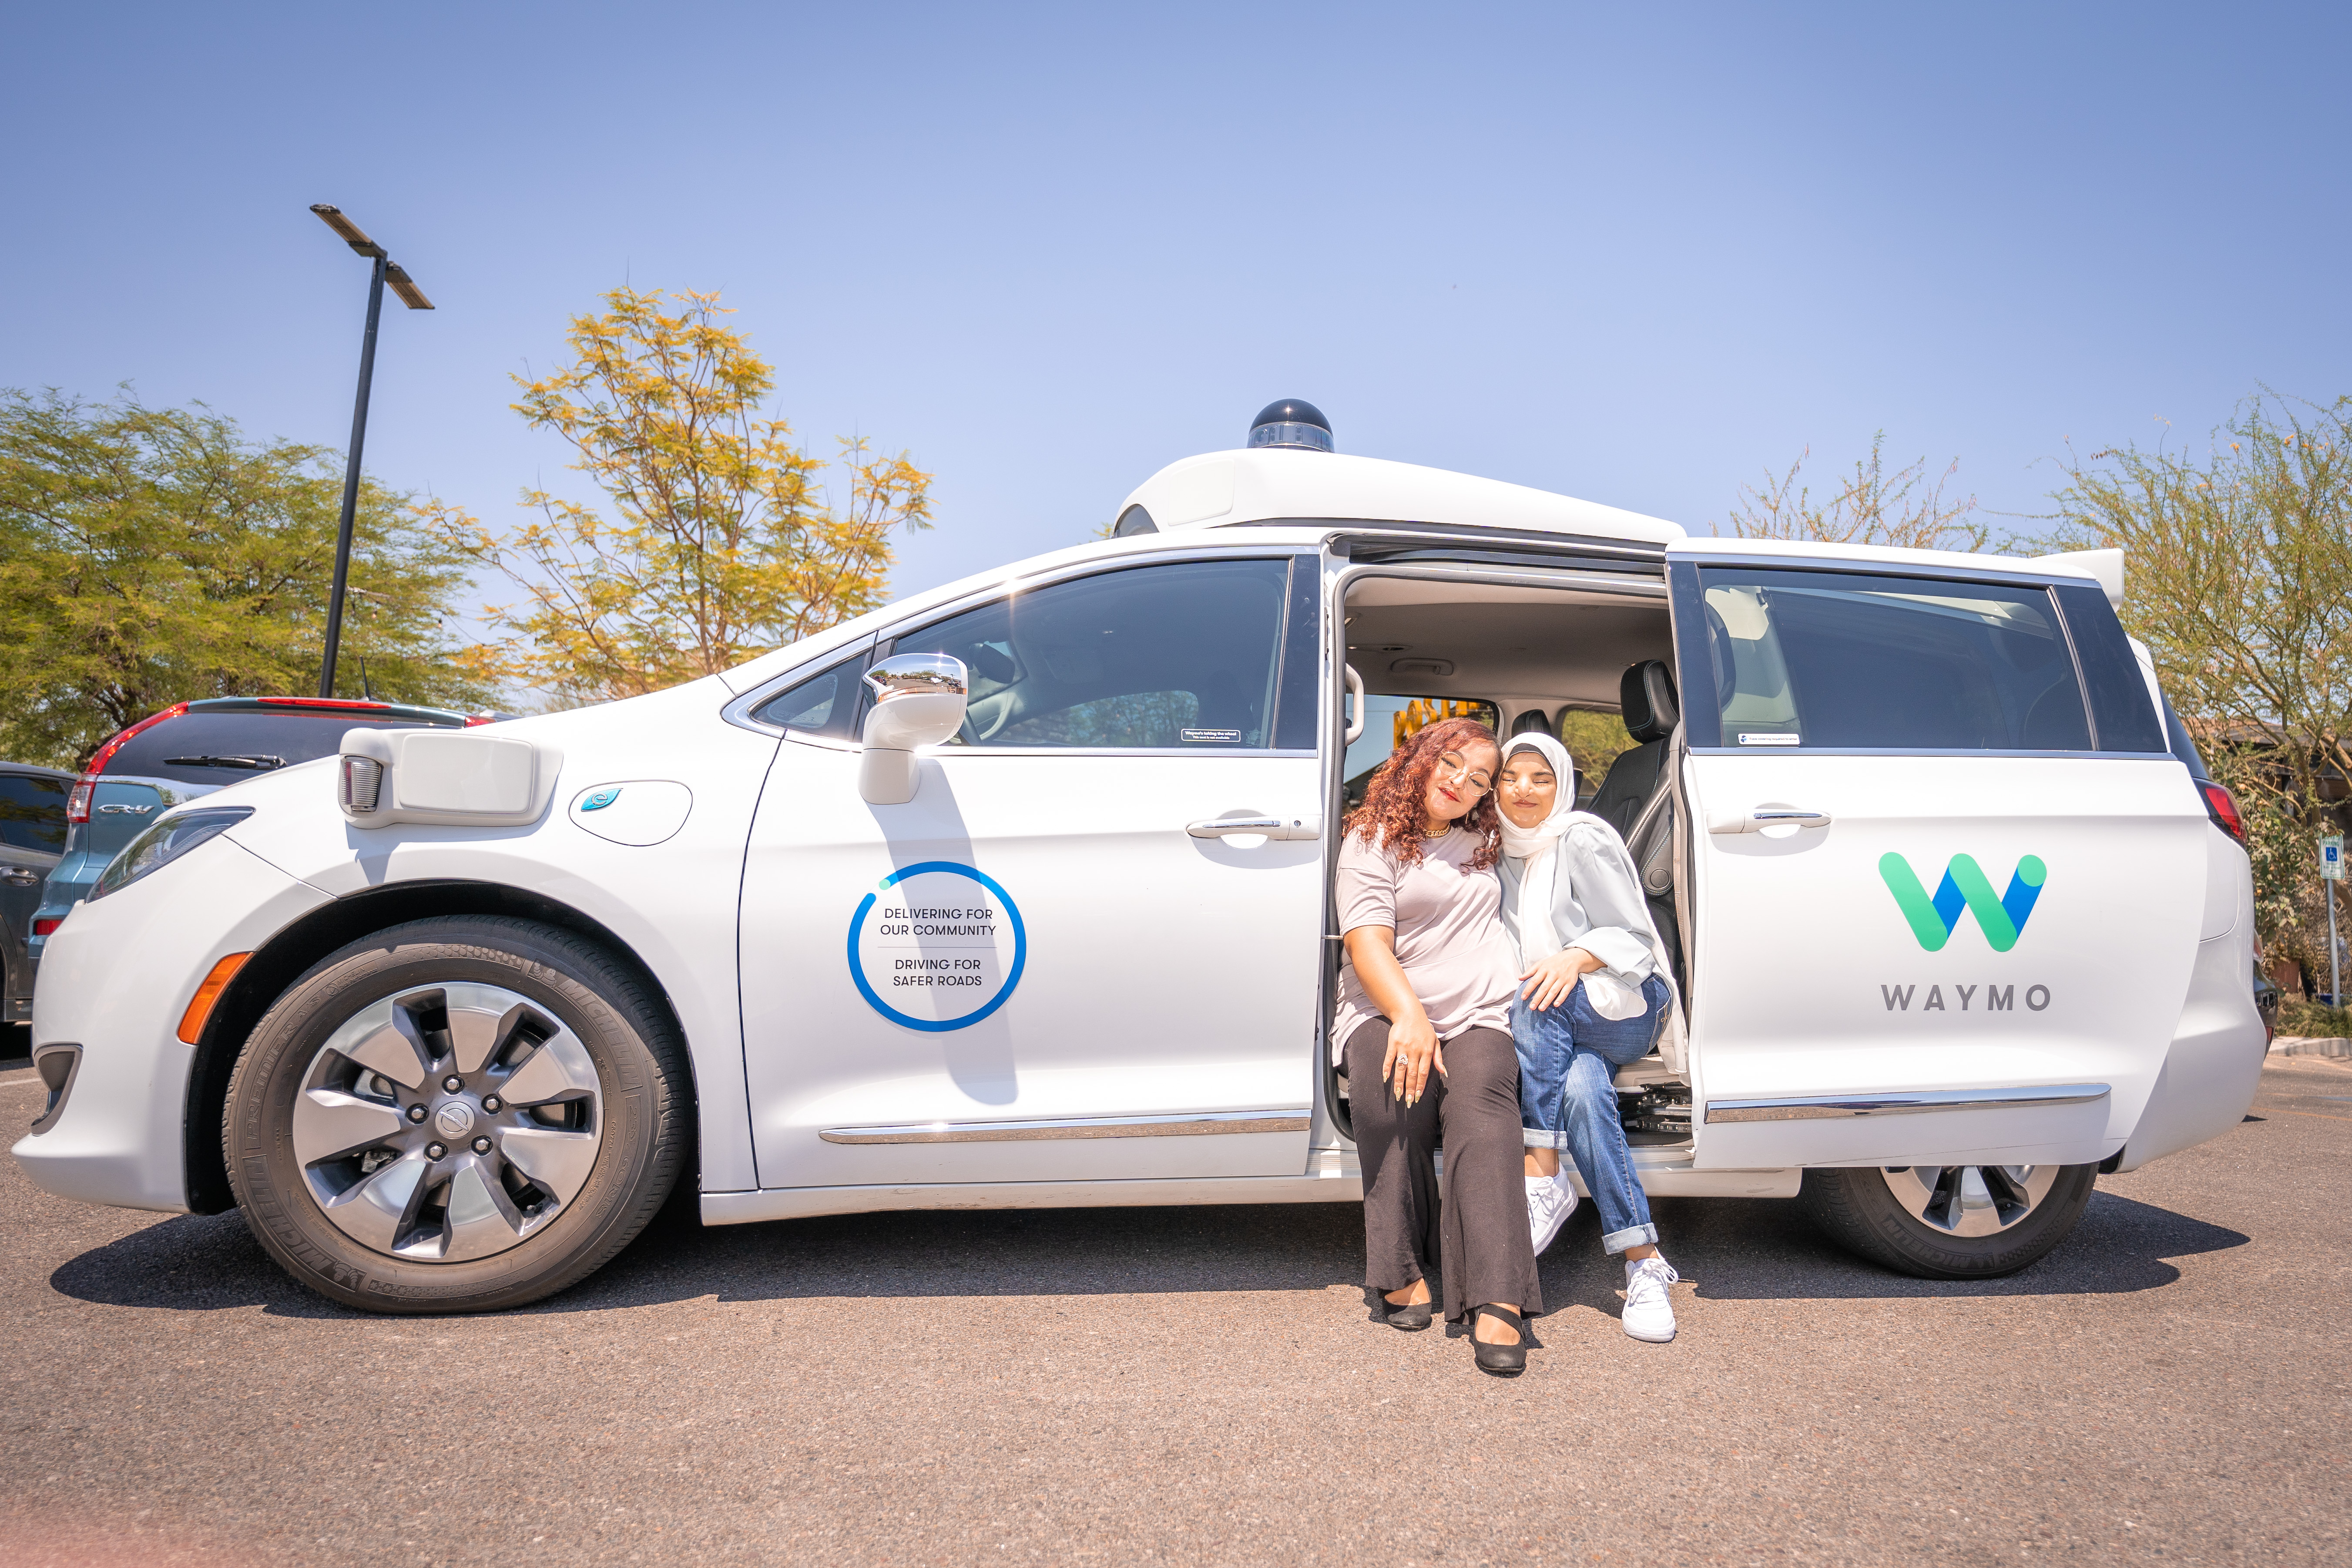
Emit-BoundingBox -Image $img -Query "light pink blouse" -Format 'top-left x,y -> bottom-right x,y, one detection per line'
1330,825 -> 1519,1063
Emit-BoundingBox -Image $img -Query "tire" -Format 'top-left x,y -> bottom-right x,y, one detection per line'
1798,1161 -> 2098,1279
224,916 -> 689,1314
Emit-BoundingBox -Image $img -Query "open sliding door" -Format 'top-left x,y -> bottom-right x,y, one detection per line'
1664,543 -> 2207,1172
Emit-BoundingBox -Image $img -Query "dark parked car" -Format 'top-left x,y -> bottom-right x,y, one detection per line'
2254,962 -> 2281,1044
1,763 -> 74,1024
30,697 -> 487,966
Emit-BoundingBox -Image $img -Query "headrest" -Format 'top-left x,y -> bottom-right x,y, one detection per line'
1619,660 -> 1679,744
1509,709 -> 1554,738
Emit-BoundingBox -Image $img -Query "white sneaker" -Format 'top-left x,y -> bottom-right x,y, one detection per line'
1526,1174 -> 1578,1256
1621,1256 -> 1679,1342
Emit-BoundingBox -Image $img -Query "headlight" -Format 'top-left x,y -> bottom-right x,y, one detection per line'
88,807 -> 254,902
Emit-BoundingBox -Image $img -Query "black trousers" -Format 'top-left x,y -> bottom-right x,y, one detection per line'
1345,1019 -> 1543,1329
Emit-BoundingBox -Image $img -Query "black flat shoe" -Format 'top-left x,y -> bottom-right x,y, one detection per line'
1470,1304 -> 1527,1376
1382,1296 -> 1433,1331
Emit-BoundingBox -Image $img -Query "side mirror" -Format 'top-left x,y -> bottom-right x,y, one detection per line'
859,654 -> 968,804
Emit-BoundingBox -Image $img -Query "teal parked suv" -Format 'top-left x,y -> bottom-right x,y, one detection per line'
30,697 -> 489,967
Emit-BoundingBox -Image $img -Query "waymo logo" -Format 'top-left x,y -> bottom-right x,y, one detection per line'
1878,853 -> 2046,952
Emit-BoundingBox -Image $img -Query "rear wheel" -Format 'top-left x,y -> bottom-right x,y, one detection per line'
225,916 -> 688,1313
1799,1162 -> 2097,1279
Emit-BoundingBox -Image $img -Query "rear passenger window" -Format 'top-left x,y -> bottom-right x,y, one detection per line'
2051,584 -> 2167,753
889,558 -> 1293,749
0,775 -> 68,852
1674,567 -> 2092,752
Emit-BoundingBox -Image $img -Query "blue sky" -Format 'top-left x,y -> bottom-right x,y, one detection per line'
7,2 -> 2349,611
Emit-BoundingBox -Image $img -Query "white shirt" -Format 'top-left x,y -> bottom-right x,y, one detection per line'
1496,815 -> 1660,1007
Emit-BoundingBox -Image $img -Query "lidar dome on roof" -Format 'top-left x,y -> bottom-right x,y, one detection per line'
1247,399 -> 1334,453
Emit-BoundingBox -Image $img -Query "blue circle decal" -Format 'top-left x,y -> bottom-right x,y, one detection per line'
846,861 -> 1027,1032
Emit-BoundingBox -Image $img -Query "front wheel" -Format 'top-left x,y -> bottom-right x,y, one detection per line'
1799,1162 -> 2097,1279
225,916 -> 689,1313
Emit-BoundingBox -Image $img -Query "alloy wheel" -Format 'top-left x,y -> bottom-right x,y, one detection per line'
290,983 -> 604,1262
1878,1164 -> 2061,1239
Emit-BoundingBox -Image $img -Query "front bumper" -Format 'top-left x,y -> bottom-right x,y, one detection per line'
12,839 -> 327,1212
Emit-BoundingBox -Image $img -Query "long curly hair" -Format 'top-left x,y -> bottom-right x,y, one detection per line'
1344,715 -> 1503,870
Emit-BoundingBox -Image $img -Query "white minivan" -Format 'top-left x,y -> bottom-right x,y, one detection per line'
14,405 -> 2265,1313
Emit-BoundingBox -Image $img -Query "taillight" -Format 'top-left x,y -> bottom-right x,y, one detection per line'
75,703 -> 191,813
32,917 -> 60,937
2198,780 -> 2245,844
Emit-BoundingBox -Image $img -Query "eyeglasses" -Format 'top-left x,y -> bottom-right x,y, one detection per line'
1433,752 -> 1493,792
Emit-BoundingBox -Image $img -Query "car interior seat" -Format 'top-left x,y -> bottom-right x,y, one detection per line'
1589,662 -> 1676,838
1586,660 -> 1684,990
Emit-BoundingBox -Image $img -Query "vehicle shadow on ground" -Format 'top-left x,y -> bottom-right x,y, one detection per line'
46,1198 -> 1373,1319
49,1183 -> 2245,1321
1558,1189 -> 2249,1311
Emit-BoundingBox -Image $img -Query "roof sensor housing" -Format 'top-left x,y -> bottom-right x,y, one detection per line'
1246,399 -> 1333,453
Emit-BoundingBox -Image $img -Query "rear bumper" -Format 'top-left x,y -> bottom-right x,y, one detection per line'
11,840 -> 327,1212
27,856 -> 104,966
2110,901 -> 2266,1173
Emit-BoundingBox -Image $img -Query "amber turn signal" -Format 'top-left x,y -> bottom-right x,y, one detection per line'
177,952 -> 253,1045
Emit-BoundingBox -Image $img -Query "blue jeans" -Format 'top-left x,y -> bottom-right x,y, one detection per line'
1512,974 -> 1671,1255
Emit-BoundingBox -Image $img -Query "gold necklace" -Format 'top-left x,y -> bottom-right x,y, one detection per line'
1420,821 -> 1452,839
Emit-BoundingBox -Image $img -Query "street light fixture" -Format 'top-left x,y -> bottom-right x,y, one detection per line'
309,203 -> 433,699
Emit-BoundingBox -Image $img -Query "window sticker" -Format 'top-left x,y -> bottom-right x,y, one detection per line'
847,862 -> 1027,1032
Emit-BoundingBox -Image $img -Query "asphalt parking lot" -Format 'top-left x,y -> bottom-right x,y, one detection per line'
0,1034 -> 2345,1568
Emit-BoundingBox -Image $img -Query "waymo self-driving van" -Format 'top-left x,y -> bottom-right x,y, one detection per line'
15,401 -> 2264,1313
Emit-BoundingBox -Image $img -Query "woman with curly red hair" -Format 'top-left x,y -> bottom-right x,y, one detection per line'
1332,714 -> 1542,1374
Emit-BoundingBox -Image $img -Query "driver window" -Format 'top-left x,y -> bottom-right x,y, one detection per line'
890,558 -> 1294,749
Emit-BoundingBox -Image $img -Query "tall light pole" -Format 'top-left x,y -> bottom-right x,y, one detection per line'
309,204 -> 433,699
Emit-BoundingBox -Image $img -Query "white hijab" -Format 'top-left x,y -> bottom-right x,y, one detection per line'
1496,731 -> 1650,1020
1496,732 -> 1578,970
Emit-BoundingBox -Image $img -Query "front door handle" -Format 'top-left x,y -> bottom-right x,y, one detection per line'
0,867 -> 40,886
1706,805 -> 1833,835
1187,815 -> 1322,841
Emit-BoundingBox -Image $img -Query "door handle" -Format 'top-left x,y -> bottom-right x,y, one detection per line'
1186,815 -> 1322,841
0,867 -> 40,886
1706,805 -> 1833,835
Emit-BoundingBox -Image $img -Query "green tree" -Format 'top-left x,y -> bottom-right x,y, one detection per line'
1725,431 -> 1986,551
419,288 -> 934,706
0,389 -> 492,769
2027,393 -> 2352,988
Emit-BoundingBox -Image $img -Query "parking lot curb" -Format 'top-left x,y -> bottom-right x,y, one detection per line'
2269,1035 -> 2352,1060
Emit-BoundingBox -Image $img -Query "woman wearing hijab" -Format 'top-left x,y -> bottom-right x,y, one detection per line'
1493,730 -> 1685,1343
1333,715 -> 1543,1375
